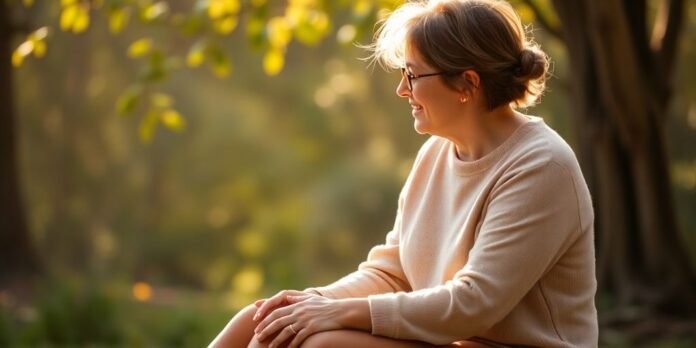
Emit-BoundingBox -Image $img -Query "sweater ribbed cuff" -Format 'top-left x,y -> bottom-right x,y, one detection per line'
368,294 -> 400,338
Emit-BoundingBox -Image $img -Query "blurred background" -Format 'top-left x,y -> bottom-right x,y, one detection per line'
1,0 -> 695,347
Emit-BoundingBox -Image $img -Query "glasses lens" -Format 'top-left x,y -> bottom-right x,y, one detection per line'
401,68 -> 412,90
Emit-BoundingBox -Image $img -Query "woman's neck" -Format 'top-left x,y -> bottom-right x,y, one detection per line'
450,106 -> 528,162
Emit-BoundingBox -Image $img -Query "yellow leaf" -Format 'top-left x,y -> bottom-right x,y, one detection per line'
251,0 -> 266,7
109,7 -> 130,34
61,0 -> 77,6
151,93 -> 173,108
213,17 -> 238,34
142,2 -> 169,22
32,40 -> 47,57
12,41 -> 33,67
516,4 -> 535,25
160,109 -> 186,131
71,5 -> 90,33
353,0 -> 372,17
31,27 -> 49,40
127,38 -> 152,58
285,5 -> 305,26
187,42 -> 206,67
267,17 -> 292,48
12,50 -> 25,68
208,0 -> 240,19
60,5 -> 78,31
22,0 -> 34,7
208,0 -> 225,19
263,48 -> 284,76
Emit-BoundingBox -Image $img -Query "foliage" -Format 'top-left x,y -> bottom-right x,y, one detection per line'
10,0 -> 404,143
0,279 -> 230,347
4,0 -> 696,346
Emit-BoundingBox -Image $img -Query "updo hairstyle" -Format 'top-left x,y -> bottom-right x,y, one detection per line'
368,0 -> 550,109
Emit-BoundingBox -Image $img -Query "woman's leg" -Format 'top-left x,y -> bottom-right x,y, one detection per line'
208,304 -> 259,348
207,304 -> 491,348
248,329 -> 491,348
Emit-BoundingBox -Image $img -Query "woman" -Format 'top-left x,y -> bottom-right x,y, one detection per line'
210,0 -> 597,347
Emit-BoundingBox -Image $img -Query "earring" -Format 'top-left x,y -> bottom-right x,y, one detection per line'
460,96 -> 467,103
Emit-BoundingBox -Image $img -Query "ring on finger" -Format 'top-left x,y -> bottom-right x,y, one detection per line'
289,324 -> 298,335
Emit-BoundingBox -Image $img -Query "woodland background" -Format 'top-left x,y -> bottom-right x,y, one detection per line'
1,0 -> 695,346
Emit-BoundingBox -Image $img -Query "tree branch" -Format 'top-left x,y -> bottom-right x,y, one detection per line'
519,0 -> 563,41
651,0 -> 685,76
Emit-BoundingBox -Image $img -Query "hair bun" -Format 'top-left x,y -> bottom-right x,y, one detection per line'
515,47 -> 547,81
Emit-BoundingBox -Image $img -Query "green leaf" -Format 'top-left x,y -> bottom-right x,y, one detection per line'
127,38 -> 152,58
109,7 -> 130,34
116,85 -> 142,115
208,46 -> 231,78
139,111 -> 159,144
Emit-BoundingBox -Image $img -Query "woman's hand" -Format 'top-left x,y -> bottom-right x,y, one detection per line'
253,289 -> 319,322
254,295 -> 367,348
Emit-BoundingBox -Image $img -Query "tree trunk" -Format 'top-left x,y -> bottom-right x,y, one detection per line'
552,0 -> 696,317
0,3 -> 40,287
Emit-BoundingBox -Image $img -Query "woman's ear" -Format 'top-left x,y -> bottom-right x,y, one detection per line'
456,70 -> 480,102
460,70 -> 480,91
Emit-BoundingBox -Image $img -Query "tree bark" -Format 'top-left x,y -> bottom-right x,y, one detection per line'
0,2 -> 40,287
552,0 -> 696,316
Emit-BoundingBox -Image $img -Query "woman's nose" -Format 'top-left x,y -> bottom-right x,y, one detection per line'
396,76 -> 410,98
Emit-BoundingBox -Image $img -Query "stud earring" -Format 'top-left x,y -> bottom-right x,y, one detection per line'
460,96 -> 467,103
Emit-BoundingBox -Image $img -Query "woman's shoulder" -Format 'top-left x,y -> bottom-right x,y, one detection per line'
510,117 -> 582,175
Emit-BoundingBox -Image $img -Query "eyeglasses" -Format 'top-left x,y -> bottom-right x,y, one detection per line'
400,67 -> 451,91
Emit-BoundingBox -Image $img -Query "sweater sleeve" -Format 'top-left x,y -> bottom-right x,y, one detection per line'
305,195 -> 412,299
367,160 -> 585,344
304,138 -> 440,299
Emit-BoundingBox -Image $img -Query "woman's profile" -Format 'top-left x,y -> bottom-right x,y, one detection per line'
210,0 -> 597,347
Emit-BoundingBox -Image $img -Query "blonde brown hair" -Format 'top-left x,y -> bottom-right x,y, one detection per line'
367,0 -> 549,110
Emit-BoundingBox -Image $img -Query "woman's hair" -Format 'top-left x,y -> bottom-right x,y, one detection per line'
367,0 -> 549,110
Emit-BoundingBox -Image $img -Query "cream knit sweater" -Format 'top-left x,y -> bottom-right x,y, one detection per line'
307,117 -> 598,347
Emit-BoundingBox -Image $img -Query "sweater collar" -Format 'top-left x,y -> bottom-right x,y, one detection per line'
446,116 -> 543,176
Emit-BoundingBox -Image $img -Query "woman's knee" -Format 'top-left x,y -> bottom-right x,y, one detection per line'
299,331 -> 333,348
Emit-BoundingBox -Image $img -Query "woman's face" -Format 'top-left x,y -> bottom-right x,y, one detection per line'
396,47 -> 463,136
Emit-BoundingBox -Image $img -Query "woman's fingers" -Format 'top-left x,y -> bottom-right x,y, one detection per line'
287,325 -> 312,348
254,290 -> 306,321
255,304 -> 295,336
254,291 -> 288,321
256,309 -> 294,341
254,299 -> 265,307
266,322 -> 299,348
